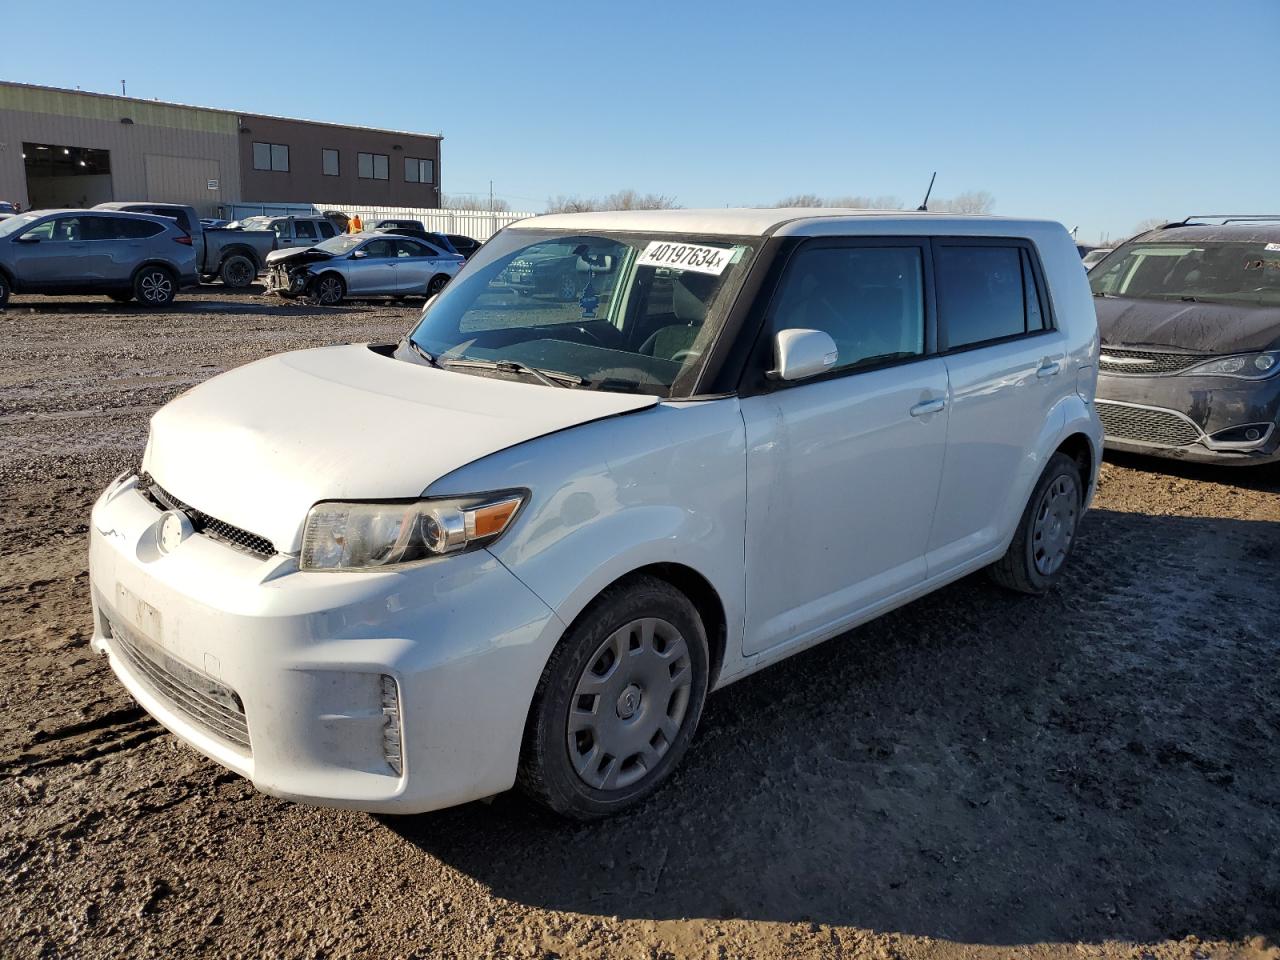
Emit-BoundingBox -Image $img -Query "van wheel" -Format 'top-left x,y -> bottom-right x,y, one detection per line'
988,452 -> 1082,595
134,266 -> 177,307
219,254 -> 256,288
311,273 -> 345,305
518,575 -> 709,820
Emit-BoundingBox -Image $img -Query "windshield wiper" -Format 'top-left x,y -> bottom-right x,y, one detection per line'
403,338 -> 441,368
438,356 -> 585,388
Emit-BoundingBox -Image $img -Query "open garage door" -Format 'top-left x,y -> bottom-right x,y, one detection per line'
24,142 -> 113,209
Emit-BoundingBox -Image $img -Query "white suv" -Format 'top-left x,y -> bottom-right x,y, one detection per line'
88,209 -> 1102,819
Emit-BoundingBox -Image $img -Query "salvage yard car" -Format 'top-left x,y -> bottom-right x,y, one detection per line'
89,208 -> 1101,819
0,209 -> 196,306
1091,215 -> 1280,464
96,202 -> 277,288
265,232 -> 463,304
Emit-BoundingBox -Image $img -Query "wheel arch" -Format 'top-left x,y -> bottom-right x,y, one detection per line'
130,259 -> 178,285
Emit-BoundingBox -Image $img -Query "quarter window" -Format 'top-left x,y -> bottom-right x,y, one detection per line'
358,152 -> 389,180
111,218 -> 164,240
404,157 -> 433,183
770,245 -> 926,373
322,148 -> 340,176
294,221 -> 318,240
253,141 -> 290,172
935,244 -> 1048,349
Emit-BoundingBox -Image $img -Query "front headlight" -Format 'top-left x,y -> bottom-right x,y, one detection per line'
299,491 -> 527,571
1182,351 -> 1279,379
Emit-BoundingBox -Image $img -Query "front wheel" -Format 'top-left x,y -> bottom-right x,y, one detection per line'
555,271 -> 579,301
310,273 -> 345,305
0,272 -> 13,307
518,575 -> 709,820
988,452 -> 1083,595
133,266 -> 177,307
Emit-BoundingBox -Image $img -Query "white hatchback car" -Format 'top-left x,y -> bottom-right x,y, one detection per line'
89,209 -> 1102,819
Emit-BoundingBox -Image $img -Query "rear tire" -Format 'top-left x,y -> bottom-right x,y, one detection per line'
988,452 -> 1083,595
133,266 -> 177,307
518,575 -> 709,820
219,254 -> 256,288
0,272 -> 11,307
427,274 -> 450,296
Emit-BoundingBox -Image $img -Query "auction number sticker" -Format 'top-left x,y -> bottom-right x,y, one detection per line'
1266,243 -> 1280,252
637,241 -> 735,275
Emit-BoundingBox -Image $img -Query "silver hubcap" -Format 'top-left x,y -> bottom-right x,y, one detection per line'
568,617 -> 692,791
141,273 -> 171,302
318,278 -> 342,303
1032,472 -> 1079,576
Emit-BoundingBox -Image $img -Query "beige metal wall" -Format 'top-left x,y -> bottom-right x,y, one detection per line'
0,83 -> 240,215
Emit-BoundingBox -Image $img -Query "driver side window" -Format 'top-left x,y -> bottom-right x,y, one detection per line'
771,244 -> 925,374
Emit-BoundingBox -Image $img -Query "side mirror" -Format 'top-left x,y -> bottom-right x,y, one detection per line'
351,249 -> 367,259
14,235 -> 40,244
769,328 -> 838,381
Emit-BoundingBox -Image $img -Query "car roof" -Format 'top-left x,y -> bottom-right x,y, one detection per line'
522,207 -> 1063,238
1137,222 -> 1280,244
26,207 -> 175,222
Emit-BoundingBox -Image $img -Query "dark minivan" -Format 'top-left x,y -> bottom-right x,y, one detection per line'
1090,215 -> 1280,465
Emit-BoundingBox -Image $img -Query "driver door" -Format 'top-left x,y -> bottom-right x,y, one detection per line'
348,237 -> 398,294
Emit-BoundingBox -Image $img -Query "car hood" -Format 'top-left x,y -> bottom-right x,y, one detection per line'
266,247 -> 332,266
1095,296 -> 1280,353
142,344 -> 658,552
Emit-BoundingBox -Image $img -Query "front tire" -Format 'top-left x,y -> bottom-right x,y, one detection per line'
988,452 -> 1083,595
0,272 -> 13,307
133,266 -> 177,307
518,575 -> 709,820
310,273 -> 345,305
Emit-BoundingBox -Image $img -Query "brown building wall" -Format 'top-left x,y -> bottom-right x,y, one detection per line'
236,114 -> 442,208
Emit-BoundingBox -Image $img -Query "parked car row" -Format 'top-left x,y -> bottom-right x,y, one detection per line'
0,204 -> 481,307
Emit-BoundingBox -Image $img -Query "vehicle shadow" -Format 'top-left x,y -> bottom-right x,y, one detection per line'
384,508 -> 1280,945
2,293 -> 370,317
1104,448 -> 1280,493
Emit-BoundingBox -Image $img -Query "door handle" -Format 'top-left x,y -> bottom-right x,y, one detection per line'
1037,358 -> 1062,378
909,398 -> 946,417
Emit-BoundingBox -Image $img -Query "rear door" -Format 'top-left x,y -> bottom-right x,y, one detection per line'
291,219 -> 321,250
925,239 -> 1068,575
739,238 -> 949,656
391,238 -> 436,293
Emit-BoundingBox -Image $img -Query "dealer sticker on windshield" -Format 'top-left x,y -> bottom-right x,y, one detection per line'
637,241 -> 736,275
1266,243 -> 1280,252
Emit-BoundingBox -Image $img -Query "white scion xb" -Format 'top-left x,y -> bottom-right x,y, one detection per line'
89,209 -> 1102,819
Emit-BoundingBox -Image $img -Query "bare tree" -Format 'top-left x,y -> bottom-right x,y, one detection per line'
545,194 -> 599,214
775,194 -> 902,209
1131,217 -> 1170,235
441,194 -> 511,212
776,193 -> 826,208
546,190 -> 682,213
928,190 -> 995,215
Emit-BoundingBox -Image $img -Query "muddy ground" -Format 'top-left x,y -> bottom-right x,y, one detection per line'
1,288 -> 1278,960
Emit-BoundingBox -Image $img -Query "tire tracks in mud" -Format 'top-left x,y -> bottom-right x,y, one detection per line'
1,705 -> 163,777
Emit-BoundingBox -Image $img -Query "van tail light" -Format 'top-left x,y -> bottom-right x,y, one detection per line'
173,234 -> 193,246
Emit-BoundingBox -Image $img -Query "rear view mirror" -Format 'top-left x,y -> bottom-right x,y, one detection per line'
769,329 -> 838,381
577,254 -> 615,274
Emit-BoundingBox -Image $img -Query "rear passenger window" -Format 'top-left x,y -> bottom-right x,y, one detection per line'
294,221 -> 318,239
770,245 -> 926,373
935,244 -> 1048,349
318,221 -> 336,238
115,218 -> 164,239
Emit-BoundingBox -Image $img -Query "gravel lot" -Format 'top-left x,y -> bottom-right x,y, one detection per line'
1,288 -> 1278,960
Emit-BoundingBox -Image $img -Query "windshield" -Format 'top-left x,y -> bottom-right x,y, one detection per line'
236,216 -> 271,231
1090,240 -> 1280,306
313,235 -> 363,255
0,213 -> 40,238
407,229 -> 758,396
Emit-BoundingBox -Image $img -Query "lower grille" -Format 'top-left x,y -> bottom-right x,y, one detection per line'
136,473 -> 276,559
1097,401 -> 1202,446
1098,347 -> 1209,375
109,620 -> 251,752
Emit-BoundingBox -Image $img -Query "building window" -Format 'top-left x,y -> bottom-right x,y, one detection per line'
404,157 -> 434,184
358,152 -> 389,180
322,149 -> 340,176
253,141 -> 289,172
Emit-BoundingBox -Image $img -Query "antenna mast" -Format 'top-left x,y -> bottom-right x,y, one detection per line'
917,172 -> 936,211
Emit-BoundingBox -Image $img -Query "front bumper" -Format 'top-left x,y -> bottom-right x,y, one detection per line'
88,474 -> 564,813
264,265 -> 308,296
1096,371 -> 1280,465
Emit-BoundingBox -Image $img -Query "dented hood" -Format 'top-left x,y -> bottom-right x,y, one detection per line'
143,344 -> 657,552
265,246 -> 333,267
1095,296 -> 1280,353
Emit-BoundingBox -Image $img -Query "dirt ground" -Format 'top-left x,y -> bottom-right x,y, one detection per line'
1,288 -> 1278,960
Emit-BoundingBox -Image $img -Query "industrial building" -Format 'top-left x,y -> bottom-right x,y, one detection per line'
0,81 -> 442,215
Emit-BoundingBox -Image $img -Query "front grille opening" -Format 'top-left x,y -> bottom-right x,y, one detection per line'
136,472 -> 276,559
1097,402 -> 1202,447
1098,347 -> 1211,375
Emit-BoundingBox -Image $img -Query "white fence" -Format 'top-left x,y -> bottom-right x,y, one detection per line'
221,202 -> 536,241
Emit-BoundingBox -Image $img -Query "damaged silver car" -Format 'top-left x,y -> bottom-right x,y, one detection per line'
265,232 -> 463,305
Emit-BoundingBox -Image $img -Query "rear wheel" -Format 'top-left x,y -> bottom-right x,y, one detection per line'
133,266 -> 177,307
518,575 -> 709,820
427,274 -> 450,296
0,272 -> 11,307
988,452 -> 1083,595
311,273 -> 345,305
219,254 -> 256,288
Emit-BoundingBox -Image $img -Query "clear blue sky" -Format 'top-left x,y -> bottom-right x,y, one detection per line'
4,0 -> 1278,243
